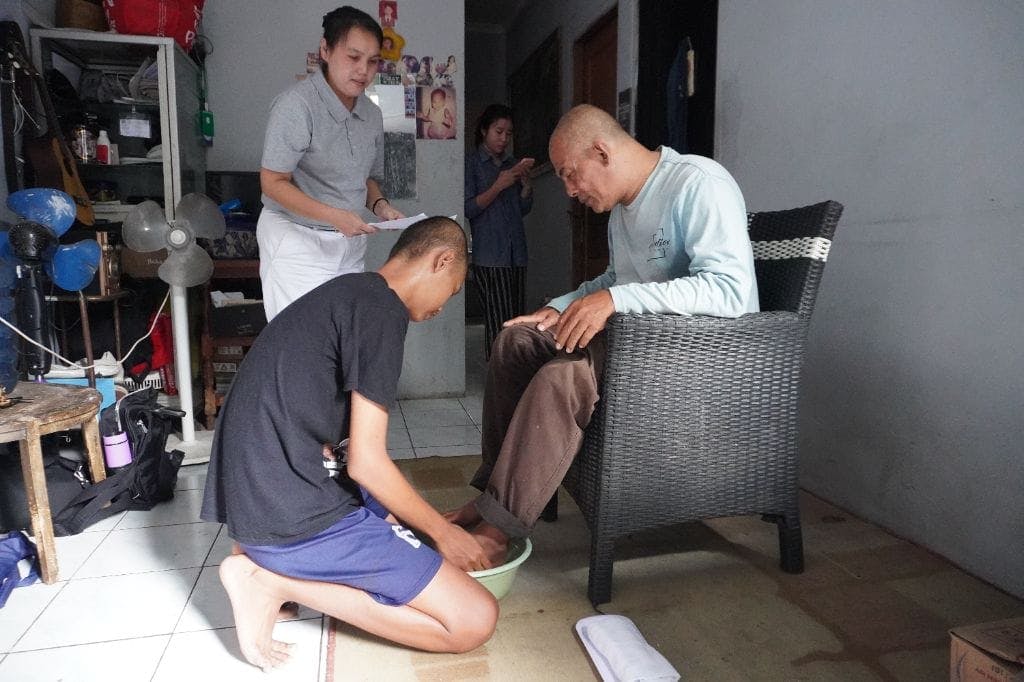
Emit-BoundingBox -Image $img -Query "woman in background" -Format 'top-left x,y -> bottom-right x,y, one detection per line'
464,104 -> 534,359
258,5 -> 403,321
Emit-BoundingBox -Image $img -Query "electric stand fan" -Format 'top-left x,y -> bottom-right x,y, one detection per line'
0,188 -> 102,398
121,193 -> 225,444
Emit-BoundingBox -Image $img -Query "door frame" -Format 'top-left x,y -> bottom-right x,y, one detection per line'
570,7 -> 618,286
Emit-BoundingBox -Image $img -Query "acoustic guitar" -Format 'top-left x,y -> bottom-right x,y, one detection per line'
0,22 -> 94,226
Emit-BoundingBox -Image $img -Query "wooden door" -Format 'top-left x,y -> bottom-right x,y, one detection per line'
571,8 -> 617,286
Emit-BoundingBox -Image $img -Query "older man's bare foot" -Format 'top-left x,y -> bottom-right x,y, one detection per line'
470,521 -> 509,566
219,554 -> 294,671
230,541 -> 300,621
443,500 -> 482,528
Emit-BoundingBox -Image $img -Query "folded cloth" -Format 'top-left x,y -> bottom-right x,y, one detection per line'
575,614 -> 680,682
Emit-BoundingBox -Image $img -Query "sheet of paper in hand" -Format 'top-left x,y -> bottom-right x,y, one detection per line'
369,214 -> 459,230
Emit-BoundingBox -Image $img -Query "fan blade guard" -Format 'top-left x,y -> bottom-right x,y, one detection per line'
122,200 -> 170,253
6,188 -> 76,237
175,193 -> 226,240
158,242 -> 214,287
48,240 -> 102,292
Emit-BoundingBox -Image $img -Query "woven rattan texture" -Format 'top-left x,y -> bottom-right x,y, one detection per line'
563,200 -> 843,605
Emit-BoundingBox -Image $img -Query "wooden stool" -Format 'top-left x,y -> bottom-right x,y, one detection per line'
0,382 -> 106,583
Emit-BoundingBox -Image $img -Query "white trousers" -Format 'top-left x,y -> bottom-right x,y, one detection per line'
256,208 -> 367,321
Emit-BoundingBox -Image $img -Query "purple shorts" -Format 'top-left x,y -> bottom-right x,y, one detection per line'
239,489 -> 443,606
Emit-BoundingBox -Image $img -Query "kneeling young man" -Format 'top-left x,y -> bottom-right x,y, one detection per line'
201,217 -> 497,671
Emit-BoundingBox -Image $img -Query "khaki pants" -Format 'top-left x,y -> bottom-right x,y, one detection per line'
471,325 -> 605,538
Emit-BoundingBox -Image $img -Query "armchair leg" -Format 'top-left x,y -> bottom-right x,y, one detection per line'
776,513 -> 804,574
587,536 -> 615,606
540,491 -> 558,522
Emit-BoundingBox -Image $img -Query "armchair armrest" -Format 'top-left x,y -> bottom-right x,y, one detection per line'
601,311 -> 808,392
573,310 -> 810,522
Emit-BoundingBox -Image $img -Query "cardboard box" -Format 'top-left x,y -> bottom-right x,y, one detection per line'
950,617 -> 1024,681
214,371 -> 236,395
56,0 -> 108,31
121,247 -> 168,279
210,302 -> 266,338
213,345 -> 244,359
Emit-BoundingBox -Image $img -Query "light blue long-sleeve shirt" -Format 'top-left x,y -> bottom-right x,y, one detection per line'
548,148 -> 759,318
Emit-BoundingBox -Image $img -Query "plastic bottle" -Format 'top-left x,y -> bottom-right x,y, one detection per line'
71,124 -> 94,162
96,129 -> 110,164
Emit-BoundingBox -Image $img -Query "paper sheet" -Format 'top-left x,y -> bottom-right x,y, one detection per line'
368,213 -> 459,230
369,213 -> 428,230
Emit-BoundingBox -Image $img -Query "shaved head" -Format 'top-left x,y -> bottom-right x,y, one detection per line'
388,216 -> 468,267
550,104 -> 630,154
547,104 -> 660,212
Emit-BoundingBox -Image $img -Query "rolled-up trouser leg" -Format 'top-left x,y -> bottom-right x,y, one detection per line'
474,332 -> 605,538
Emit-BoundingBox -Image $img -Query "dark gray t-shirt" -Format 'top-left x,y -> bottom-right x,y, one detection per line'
200,272 -> 407,545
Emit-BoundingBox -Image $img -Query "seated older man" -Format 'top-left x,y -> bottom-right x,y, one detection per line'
448,104 -> 760,563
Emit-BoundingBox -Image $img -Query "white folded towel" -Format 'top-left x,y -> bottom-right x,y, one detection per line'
575,614 -> 680,682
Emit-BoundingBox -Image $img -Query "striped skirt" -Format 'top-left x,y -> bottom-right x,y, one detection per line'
471,265 -> 526,360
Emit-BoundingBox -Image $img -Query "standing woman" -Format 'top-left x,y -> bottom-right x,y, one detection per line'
464,105 -> 534,359
258,6 -> 404,321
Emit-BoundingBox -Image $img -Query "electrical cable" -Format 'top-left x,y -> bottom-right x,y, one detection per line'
114,385 -> 148,433
0,288 -> 170,370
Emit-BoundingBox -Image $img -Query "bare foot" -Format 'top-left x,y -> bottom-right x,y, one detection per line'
443,500 -> 482,528
230,542 -> 300,621
469,522 -> 509,566
219,554 -> 294,671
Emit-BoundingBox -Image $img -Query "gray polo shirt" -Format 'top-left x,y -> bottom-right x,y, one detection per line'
260,69 -> 385,229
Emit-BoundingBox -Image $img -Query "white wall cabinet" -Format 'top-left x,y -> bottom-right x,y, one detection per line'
29,28 -> 206,225
30,29 -> 211,458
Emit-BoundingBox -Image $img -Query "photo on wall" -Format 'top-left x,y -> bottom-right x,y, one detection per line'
415,86 -> 457,140
379,0 -> 397,27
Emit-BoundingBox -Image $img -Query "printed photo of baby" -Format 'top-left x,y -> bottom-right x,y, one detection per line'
416,86 -> 457,140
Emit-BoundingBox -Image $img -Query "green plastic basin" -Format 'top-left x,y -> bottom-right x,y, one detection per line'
468,538 -> 533,600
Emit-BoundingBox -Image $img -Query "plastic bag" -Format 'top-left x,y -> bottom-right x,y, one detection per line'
0,531 -> 40,608
103,0 -> 205,52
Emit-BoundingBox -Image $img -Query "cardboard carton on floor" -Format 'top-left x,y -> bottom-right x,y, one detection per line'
950,617 -> 1024,681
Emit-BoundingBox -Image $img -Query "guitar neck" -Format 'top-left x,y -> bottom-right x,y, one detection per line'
28,65 -> 76,162
5,40 -> 95,225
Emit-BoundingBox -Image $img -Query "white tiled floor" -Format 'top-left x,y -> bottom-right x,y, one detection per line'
0,324 -> 490,681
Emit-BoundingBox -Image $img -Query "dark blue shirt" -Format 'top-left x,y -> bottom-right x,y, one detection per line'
464,146 -> 533,267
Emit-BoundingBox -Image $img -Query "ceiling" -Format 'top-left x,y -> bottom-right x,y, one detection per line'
465,0 -> 529,31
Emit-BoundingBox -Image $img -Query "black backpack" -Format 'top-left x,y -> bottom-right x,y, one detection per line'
52,388 -> 185,536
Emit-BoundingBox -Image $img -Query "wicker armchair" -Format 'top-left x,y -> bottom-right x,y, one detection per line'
561,200 -> 844,605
